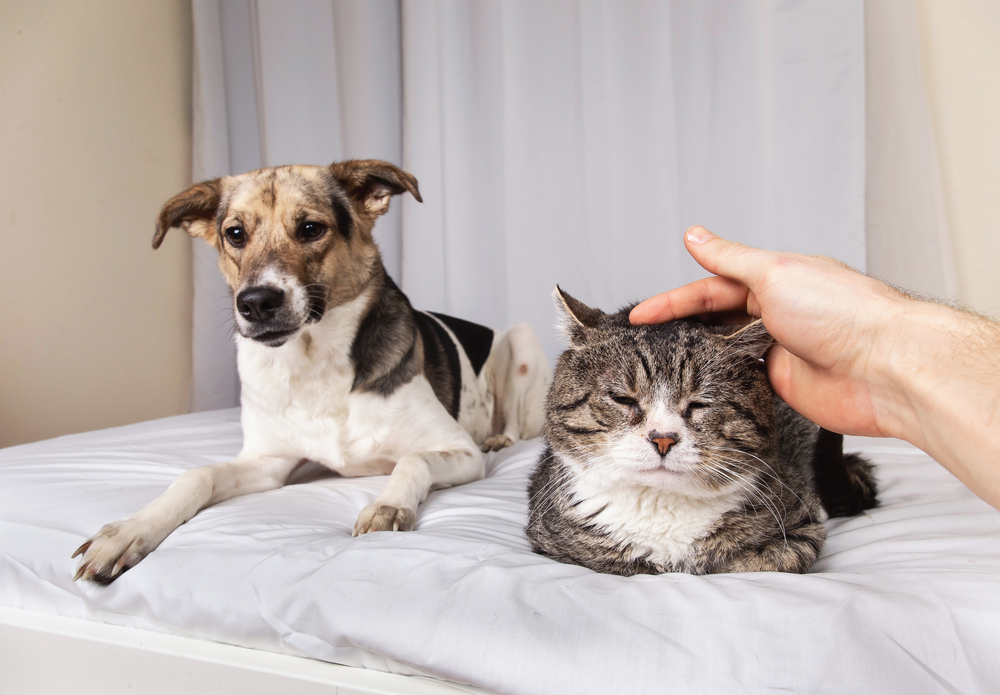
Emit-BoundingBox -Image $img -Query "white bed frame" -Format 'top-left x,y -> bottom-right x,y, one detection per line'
0,606 -> 490,695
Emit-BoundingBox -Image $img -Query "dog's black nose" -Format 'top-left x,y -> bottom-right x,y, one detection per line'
237,287 -> 285,323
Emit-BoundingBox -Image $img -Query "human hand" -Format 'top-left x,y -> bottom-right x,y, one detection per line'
630,226 -> 908,438
632,225 -> 1000,509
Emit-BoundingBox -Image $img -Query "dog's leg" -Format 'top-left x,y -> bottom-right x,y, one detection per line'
353,447 -> 485,535
73,453 -> 299,582
482,323 -> 551,452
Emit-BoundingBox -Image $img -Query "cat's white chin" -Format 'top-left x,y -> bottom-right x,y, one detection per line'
634,465 -> 686,481
629,467 -> 723,498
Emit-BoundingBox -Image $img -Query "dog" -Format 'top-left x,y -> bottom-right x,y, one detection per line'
73,159 -> 550,583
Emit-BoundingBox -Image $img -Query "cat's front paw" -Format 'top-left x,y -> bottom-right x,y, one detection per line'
72,517 -> 164,583
723,525 -> 826,574
481,434 -> 514,452
352,504 -> 416,535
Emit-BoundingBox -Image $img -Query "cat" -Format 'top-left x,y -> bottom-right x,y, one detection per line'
525,288 -> 877,575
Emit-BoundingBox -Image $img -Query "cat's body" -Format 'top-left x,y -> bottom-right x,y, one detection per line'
525,289 -> 877,576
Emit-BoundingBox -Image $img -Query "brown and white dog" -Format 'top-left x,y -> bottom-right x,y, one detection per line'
73,159 -> 550,583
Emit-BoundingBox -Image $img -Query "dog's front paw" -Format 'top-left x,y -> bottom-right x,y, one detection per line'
353,504 -> 416,536
481,434 -> 514,452
72,518 -> 163,583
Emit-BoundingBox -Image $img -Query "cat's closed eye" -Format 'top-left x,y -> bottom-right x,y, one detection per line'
609,394 -> 638,407
683,401 -> 709,418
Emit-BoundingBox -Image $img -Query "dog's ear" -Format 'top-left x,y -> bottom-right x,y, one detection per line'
554,285 -> 606,346
153,179 -> 223,249
329,160 -> 422,218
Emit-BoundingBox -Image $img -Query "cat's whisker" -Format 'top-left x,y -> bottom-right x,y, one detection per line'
704,462 -> 789,553
705,446 -> 815,524
712,472 -> 776,535
701,453 -> 789,514
704,456 -> 794,542
705,449 -> 792,498
704,471 -> 775,536
530,471 -> 589,530
526,466 -> 572,512
526,453 -> 592,528
527,448 -> 641,529
708,459 -> 797,563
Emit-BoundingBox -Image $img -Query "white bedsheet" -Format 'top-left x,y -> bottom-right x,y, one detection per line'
1,408 -> 998,694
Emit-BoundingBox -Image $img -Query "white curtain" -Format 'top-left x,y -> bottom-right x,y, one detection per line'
188,0 -> 947,412
399,0 -> 866,348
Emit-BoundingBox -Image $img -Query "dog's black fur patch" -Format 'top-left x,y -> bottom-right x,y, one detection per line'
331,194 -> 354,241
318,168 -> 355,242
429,312 -> 494,377
349,274 -> 469,422
415,313 -> 462,420
350,275 -> 421,397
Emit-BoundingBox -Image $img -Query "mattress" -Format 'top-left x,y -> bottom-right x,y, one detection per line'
1,408 -> 998,694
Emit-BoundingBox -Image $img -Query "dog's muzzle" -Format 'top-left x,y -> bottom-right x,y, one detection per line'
235,285 -> 300,346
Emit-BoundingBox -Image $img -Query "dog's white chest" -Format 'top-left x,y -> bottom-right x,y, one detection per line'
235,310 -> 475,474
238,339 -> 360,465
234,297 -> 391,471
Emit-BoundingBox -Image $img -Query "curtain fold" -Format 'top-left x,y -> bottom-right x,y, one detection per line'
189,0 -> 942,410
400,0 -> 866,362
190,0 -> 239,412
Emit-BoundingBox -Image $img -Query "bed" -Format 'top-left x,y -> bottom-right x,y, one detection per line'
1,407 -> 997,694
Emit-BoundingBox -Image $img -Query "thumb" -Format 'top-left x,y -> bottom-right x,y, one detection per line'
684,226 -> 768,292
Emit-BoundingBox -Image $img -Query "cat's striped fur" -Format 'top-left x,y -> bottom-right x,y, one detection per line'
525,288 -> 877,575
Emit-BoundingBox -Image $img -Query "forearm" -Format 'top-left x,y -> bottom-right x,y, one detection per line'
877,302 -> 1000,508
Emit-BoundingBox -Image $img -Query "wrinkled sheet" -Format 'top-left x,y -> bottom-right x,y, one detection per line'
1,408 -> 998,694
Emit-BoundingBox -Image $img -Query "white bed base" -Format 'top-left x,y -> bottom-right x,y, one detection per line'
0,606 -> 491,695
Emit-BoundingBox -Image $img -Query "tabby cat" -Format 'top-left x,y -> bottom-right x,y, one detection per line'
525,288 -> 877,575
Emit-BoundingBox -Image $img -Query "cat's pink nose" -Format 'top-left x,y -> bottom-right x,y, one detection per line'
649,433 -> 678,455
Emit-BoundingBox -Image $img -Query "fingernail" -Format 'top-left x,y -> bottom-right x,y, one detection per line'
686,226 -> 714,244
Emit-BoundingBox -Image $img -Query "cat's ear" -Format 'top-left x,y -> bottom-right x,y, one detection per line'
724,320 -> 774,361
554,286 -> 605,346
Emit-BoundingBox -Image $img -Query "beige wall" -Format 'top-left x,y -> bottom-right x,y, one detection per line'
917,0 -> 1000,317
0,1 -> 193,447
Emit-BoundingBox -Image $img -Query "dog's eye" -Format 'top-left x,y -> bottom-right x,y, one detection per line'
224,226 -> 246,248
297,221 -> 327,242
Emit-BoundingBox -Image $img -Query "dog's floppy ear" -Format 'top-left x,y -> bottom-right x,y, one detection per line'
153,179 -> 223,249
554,285 -> 606,347
329,160 -> 423,218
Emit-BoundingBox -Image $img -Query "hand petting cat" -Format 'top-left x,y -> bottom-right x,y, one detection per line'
631,226 -> 1000,511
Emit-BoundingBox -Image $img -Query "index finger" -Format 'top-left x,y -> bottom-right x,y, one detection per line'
630,275 -> 751,324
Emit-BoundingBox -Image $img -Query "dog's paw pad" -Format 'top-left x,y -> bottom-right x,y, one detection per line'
72,519 -> 158,583
353,505 -> 416,535
481,434 -> 514,452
